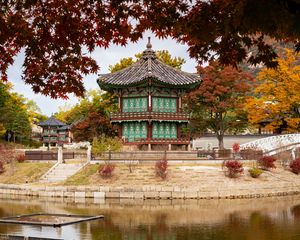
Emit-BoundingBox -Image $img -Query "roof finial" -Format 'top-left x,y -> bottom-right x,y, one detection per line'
146,37 -> 152,49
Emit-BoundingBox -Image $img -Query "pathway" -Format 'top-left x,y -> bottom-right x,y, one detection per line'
40,162 -> 86,183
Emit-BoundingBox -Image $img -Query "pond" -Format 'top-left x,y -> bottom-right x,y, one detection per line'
0,195 -> 300,239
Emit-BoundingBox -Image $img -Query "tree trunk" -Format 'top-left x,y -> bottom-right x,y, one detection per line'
215,112 -> 225,150
217,134 -> 224,150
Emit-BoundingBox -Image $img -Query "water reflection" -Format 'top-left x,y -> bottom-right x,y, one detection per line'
0,195 -> 300,239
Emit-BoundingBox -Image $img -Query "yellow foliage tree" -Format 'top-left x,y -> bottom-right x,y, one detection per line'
245,49 -> 300,133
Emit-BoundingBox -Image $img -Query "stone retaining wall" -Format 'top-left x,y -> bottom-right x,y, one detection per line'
0,184 -> 300,200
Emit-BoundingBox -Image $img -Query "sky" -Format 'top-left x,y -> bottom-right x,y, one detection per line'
7,32 -> 197,117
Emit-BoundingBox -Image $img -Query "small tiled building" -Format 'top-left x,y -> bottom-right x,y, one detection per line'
38,116 -> 72,147
97,38 -> 201,150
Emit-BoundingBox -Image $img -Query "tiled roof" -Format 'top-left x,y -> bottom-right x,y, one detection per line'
38,116 -> 67,127
97,38 -> 201,90
58,125 -> 70,130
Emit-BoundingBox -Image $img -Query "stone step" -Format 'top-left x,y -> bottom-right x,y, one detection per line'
40,162 -> 86,183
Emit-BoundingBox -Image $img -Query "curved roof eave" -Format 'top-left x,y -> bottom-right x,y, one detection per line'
97,76 -> 201,91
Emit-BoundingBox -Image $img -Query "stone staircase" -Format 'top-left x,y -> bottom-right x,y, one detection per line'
40,162 -> 86,183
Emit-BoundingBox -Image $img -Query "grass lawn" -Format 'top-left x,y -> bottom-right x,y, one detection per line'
63,164 -> 99,186
0,162 -> 53,184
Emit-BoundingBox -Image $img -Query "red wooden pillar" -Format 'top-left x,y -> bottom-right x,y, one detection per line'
176,97 -> 179,112
147,122 -> 152,140
177,123 -> 180,139
119,96 -> 123,112
118,124 -> 122,138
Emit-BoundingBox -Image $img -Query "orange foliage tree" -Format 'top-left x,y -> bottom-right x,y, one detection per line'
245,49 -> 300,133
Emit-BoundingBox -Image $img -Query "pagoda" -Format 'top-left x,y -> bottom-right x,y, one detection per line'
38,116 -> 72,147
97,38 -> 201,150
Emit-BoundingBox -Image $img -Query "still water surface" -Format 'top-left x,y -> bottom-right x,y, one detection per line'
0,195 -> 300,239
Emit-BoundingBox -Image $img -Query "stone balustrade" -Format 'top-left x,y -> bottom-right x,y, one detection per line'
240,134 -> 300,155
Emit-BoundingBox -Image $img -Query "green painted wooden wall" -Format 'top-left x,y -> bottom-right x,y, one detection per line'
122,122 -> 147,142
152,97 -> 176,112
152,122 -> 177,139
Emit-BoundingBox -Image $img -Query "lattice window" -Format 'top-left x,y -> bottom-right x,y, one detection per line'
152,122 -> 177,139
122,97 -> 147,112
122,122 -> 147,142
152,97 -> 177,112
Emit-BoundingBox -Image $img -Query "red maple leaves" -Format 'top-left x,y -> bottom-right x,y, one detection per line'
1,0 -> 299,98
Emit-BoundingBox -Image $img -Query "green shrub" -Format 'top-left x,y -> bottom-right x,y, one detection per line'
248,167 -> 263,178
92,136 -> 122,156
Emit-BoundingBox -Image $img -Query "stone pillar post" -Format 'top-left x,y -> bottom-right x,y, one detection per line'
187,144 -> 191,151
168,144 -> 172,151
87,145 -> 92,163
292,147 -> 296,160
148,144 -> 151,151
58,146 -> 63,164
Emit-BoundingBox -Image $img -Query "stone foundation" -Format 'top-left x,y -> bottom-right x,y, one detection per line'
0,184 -> 299,200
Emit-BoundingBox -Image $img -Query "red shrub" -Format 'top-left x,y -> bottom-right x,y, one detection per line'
258,156 -> 276,170
98,163 -> 115,178
224,160 -> 244,178
16,154 -> 26,163
290,158 -> 300,174
0,161 -> 4,174
232,143 -> 240,153
155,159 -> 168,179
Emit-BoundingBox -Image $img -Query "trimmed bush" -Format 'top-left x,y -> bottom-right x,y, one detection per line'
155,158 -> 168,180
290,158 -> 300,174
248,167 -> 263,178
98,163 -> 115,178
257,156 -> 276,170
223,160 -> 244,178
232,143 -> 240,153
16,154 -> 26,163
92,136 -> 122,157
0,161 -> 4,174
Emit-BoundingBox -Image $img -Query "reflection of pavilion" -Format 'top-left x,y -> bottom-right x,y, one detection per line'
98,38 -> 200,151
0,196 -> 300,238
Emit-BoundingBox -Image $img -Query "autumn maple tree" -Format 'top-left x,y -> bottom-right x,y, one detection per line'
187,61 -> 254,149
72,109 -> 115,142
1,0 -> 300,98
245,49 -> 300,133
0,0 -> 187,98
55,90 -> 116,141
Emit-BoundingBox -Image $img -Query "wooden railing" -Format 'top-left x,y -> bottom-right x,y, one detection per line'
110,111 -> 189,122
123,138 -> 190,145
